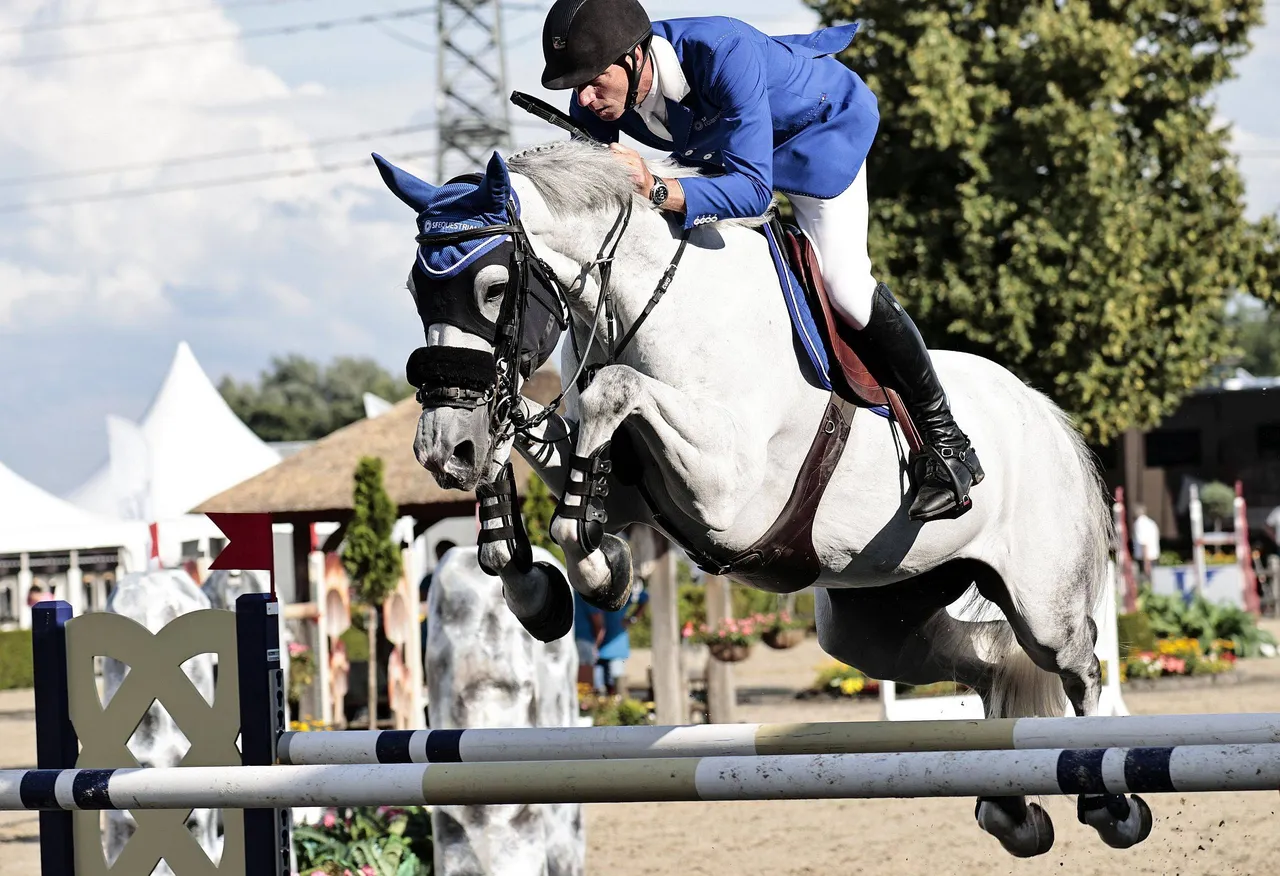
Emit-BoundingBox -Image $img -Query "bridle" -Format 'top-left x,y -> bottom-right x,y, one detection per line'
410,186 -> 691,451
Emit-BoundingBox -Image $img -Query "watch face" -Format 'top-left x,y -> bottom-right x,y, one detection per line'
651,182 -> 668,204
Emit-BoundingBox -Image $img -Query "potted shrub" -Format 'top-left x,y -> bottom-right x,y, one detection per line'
761,611 -> 807,649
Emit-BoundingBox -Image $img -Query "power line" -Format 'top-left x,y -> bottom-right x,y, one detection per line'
0,122 -> 440,187
0,118 -> 550,189
5,5 -> 440,66
0,149 -> 438,214
5,0 -> 323,36
373,22 -> 437,55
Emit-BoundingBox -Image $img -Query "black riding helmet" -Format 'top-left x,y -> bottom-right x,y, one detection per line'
541,0 -> 652,111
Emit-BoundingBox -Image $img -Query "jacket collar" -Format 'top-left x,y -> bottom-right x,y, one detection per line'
648,35 -> 689,104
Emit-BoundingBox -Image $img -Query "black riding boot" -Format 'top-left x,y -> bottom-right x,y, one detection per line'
841,283 -> 984,521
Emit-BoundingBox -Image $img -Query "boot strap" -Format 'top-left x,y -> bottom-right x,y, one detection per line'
918,441 -> 979,501
475,462 -> 534,574
556,451 -> 611,523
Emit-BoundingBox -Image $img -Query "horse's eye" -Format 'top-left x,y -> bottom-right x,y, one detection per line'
485,282 -> 507,302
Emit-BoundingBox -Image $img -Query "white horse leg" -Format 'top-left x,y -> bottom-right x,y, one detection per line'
479,407 -> 649,642
550,364 -> 765,606
973,563 -> 1153,852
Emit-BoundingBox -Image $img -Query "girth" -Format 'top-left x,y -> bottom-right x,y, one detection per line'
633,392 -> 856,591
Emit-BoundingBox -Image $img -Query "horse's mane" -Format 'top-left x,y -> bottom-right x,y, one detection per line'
507,139 -> 773,228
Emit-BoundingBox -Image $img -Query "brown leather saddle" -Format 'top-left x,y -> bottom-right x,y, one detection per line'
775,219 -> 924,455
628,222 -> 921,590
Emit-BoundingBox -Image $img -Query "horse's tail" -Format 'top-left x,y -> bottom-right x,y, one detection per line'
985,626 -> 1068,719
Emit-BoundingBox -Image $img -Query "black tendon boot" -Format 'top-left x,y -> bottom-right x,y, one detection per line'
846,283 -> 984,520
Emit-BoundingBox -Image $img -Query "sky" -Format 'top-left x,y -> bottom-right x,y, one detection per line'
0,0 -> 1277,495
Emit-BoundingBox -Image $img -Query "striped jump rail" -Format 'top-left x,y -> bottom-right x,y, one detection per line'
276,712 -> 1280,765
4,743 -> 1279,811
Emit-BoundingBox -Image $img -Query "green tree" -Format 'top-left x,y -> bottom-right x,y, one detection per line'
1227,302 -> 1280,376
342,456 -> 403,728
521,473 -> 565,564
812,0 -> 1280,443
1199,480 -> 1236,530
218,355 -> 412,442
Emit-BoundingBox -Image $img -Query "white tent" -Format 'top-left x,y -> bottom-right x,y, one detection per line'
67,341 -> 281,566
0,460 -> 149,627
0,461 -> 147,557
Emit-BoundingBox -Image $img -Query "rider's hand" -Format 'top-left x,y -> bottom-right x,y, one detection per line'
609,143 -> 654,196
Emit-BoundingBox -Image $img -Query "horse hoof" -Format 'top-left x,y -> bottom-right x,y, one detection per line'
507,562 -> 574,642
976,799 -> 1055,858
1079,794 -> 1153,849
581,534 -> 633,611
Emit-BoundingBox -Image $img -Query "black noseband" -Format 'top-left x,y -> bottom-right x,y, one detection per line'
407,346 -> 497,409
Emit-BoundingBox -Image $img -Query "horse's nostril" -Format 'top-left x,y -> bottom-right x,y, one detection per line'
454,440 -> 475,468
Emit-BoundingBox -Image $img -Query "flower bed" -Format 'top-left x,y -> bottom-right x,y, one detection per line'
809,662 -> 881,699
1121,637 -> 1238,681
578,684 -> 653,725
294,805 -> 432,875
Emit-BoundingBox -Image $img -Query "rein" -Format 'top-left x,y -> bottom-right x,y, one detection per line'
414,194 -> 693,446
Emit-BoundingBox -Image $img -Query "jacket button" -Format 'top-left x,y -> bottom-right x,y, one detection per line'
703,154 -> 713,160
684,149 -> 693,156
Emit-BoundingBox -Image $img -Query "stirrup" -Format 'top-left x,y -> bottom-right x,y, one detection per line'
909,440 -> 983,519
475,462 -> 534,575
553,442 -> 612,554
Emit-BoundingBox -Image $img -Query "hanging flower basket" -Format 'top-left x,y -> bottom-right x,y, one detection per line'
692,617 -> 760,663
762,627 -> 805,650
708,640 -> 752,663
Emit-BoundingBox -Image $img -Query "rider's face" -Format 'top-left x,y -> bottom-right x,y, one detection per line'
575,64 -> 629,121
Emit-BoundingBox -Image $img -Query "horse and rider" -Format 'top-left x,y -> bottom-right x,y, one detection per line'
538,0 -> 984,522
375,0 -> 1150,857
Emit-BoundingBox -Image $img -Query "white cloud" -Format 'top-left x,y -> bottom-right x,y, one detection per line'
0,0 -> 414,332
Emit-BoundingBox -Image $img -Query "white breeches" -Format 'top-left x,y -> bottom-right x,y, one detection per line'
789,162 -> 878,330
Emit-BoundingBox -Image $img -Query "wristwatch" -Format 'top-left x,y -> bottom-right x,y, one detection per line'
649,176 -> 669,207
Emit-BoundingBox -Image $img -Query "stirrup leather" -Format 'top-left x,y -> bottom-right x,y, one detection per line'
475,462 -> 534,576
553,442 -> 612,555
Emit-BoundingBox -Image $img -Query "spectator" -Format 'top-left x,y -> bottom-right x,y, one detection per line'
1131,504 -> 1161,582
573,585 -> 649,697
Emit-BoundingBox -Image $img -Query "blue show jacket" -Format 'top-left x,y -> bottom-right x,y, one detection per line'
567,16 -> 880,229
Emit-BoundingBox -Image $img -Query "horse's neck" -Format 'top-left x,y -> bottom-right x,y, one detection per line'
539,204 -> 713,356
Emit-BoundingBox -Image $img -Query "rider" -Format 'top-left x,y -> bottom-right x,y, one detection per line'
539,0 -> 984,521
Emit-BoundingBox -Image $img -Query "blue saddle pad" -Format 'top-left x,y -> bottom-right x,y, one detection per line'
761,223 -> 891,419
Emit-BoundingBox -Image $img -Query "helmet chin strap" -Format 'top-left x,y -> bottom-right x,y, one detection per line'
621,37 -> 651,112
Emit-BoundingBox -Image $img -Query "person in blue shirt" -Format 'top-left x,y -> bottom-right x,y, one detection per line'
573,584 -> 649,696
540,0 -> 984,522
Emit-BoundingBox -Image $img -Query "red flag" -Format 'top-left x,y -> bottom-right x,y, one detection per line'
148,522 -> 160,569
208,513 -> 275,572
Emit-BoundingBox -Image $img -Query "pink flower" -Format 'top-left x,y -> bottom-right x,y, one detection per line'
323,811 -> 336,828
682,621 -> 694,638
288,642 -> 310,657
362,866 -> 376,876
1158,655 -> 1186,675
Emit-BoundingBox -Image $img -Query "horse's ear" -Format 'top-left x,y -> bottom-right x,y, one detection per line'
482,152 -> 512,208
372,152 -> 439,213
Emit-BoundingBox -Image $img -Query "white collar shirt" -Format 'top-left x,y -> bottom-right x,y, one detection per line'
633,36 -> 689,143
